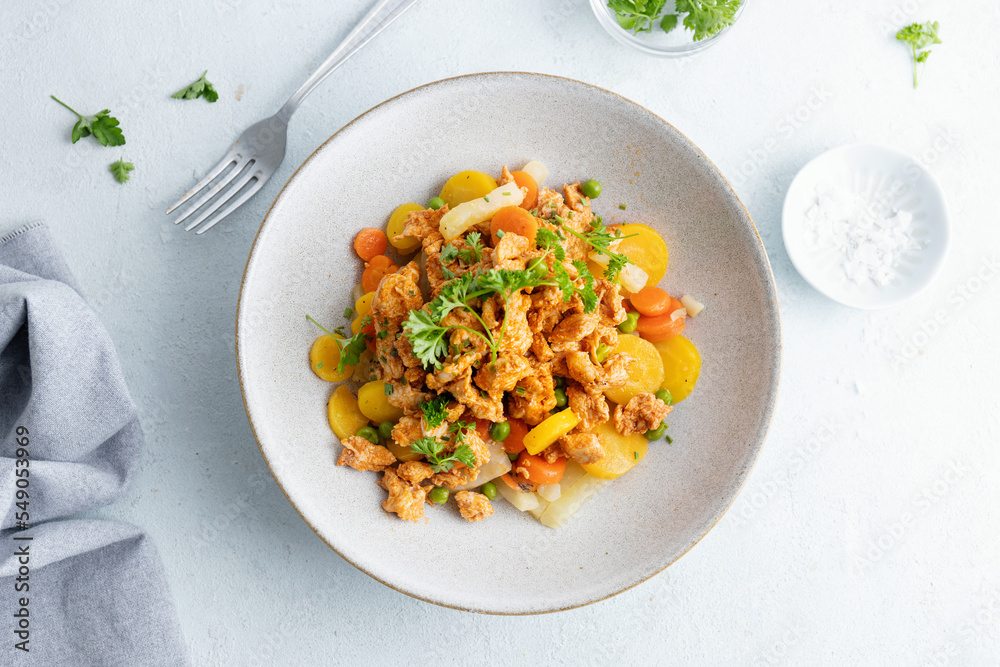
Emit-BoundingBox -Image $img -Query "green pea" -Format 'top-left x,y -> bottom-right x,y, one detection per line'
554,387 -> 568,409
507,451 -> 520,461
581,179 -> 602,199
618,310 -> 640,334
553,375 -> 565,388
378,421 -> 396,441
427,197 -> 445,210
595,343 -> 611,363
428,487 -> 449,505
644,423 -> 667,441
527,257 -> 548,280
655,389 -> 673,406
480,482 -> 498,501
356,426 -> 379,445
490,421 -> 511,442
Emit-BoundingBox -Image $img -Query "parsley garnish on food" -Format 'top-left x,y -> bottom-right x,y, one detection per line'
419,395 -> 451,429
441,231 -> 484,267
50,96 -> 125,146
896,21 -> 941,88
608,0 -> 741,41
409,437 -> 477,473
172,71 -> 219,102
109,158 -> 134,184
573,259 -> 599,313
563,216 -> 635,281
448,420 -> 474,444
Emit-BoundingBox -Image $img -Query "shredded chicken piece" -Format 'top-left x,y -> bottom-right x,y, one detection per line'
567,384 -> 610,433
475,353 -> 533,396
337,436 -> 396,472
379,467 -> 429,522
392,416 -> 423,449
498,165 -> 515,186
455,490 -> 494,522
445,374 -> 504,422
556,433 -> 605,464
402,207 -> 448,253
508,364 -> 557,425
551,311 -> 599,345
430,466 -> 478,489
396,460 -> 434,484
492,232 -> 532,271
371,261 -> 423,380
613,393 -> 673,436
387,381 -> 433,414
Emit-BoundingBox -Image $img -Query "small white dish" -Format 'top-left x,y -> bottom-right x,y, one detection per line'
782,144 -> 950,309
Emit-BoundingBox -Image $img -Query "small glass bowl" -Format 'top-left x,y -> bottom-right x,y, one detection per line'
589,0 -> 750,57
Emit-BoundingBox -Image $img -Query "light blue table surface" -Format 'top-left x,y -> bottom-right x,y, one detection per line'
2,0 -> 998,663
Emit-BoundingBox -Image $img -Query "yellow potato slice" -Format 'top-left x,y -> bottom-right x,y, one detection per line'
581,420 -> 648,480
327,385 -> 369,439
603,334 -> 665,406
309,335 -> 352,382
386,203 -> 423,253
354,291 -> 375,319
439,170 -> 498,208
357,381 -> 404,423
654,334 -> 702,403
615,223 -> 669,288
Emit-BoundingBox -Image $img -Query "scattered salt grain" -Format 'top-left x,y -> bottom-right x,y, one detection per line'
803,182 -> 926,287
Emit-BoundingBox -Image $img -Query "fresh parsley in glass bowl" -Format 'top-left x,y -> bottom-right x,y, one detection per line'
592,0 -> 749,57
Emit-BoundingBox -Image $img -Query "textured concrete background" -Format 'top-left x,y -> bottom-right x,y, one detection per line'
2,0 -> 999,664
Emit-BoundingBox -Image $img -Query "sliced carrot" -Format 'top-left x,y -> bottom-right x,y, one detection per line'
636,310 -> 686,342
515,452 -> 566,486
502,418 -> 529,454
631,286 -> 672,317
474,419 -> 492,441
361,255 -> 397,292
490,206 -> 538,246
500,473 -> 536,493
353,228 -> 388,261
510,171 -> 538,210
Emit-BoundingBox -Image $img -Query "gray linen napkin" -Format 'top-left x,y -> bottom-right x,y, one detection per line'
0,223 -> 188,665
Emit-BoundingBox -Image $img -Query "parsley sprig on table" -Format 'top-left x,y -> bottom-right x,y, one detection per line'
172,71 -> 219,102
50,96 -> 126,146
607,0 -> 741,41
409,436 -> 477,473
896,21 -> 941,88
109,158 -> 134,184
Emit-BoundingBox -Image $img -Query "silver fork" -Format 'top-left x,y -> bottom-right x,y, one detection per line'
166,0 -> 421,234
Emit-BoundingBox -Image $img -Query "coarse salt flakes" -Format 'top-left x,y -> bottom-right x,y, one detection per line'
803,182 -> 926,287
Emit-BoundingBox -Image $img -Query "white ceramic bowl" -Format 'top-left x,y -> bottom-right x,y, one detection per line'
589,0 -> 750,57
782,144 -> 950,309
237,73 -> 781,613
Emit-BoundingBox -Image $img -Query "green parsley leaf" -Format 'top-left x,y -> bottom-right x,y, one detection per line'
573,259 -> 599,314
674,0 -> 741,41
564,217 -> 635,281
50,96 -> 126,147
403,309 -> 454,370
410,437 -> 478,473
419,395 -> 451,429
109,158 -> 134,184
172,70 -> 219,102
896,21 -> 941,88
535,228 -> 567,261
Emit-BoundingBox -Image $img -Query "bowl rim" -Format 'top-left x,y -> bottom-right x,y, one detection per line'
236,71 -> 782,614
780,142 -> 952,310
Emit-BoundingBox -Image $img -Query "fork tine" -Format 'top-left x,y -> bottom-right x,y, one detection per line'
192,177 -> 266,235
165,147 -> 242,214
172,156 -> 254,227
183,164 -> 259,232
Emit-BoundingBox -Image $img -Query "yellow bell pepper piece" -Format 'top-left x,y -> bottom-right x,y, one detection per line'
523,409 -> 580,456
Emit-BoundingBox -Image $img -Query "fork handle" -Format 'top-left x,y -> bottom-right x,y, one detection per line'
277,0 -> 421,122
